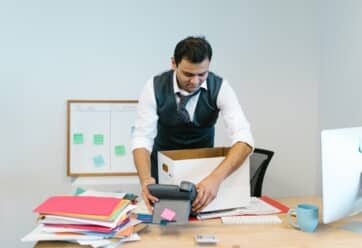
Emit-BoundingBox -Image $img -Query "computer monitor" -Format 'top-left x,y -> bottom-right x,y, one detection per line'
321,126 -> 362,233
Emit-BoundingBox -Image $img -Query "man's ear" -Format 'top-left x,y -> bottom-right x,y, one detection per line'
171,57 -> 177,70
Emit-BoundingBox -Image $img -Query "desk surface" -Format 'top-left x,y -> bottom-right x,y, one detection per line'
35,196 -> 362,248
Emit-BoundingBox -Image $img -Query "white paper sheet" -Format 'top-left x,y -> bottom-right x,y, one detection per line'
197,197 -> 280,220
21,224 -> 103,242
132,200 -> 151,215
79,190 -> 126,199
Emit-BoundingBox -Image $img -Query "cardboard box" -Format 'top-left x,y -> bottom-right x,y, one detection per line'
158,147 -> 250,212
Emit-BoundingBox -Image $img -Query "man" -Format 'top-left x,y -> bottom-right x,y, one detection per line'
132,36 -> 254,213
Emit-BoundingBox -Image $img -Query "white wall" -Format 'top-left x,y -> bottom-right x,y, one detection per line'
320,1 -> 362,129
317,1 -> 362,196
0,1 -> 322,246
243,1 -> 320,197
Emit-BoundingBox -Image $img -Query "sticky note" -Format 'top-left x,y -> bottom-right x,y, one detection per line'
93,155 -> 105,167
160,208 -> 176,221
73,133 -> 84,144
93,134 -> 104,145
74,187 -> 86,196
115,145 -> 126,156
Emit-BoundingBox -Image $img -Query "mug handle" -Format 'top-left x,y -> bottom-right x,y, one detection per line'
287,208 -> 299,229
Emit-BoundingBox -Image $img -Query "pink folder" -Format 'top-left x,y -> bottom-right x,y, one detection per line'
34,196 -> 121,216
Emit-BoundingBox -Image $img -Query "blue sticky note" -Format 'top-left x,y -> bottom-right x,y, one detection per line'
93,155 -> 105,167
74,187 -> 86,196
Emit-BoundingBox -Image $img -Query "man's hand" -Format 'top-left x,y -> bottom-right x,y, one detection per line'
192,175 -> 222,213
140,177 -> 159,213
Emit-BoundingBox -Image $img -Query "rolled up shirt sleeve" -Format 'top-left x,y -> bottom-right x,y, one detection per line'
217,80 -> 255,149
131,78 -> 158,153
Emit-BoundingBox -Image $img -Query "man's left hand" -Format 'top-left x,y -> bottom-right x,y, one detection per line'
192,175 -> 222,213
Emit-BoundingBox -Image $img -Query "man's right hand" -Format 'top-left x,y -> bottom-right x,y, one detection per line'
140,177 -> 159,212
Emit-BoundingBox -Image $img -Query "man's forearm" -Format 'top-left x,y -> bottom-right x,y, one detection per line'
133,148 -> 152,183
192,142 -> 252,212
210,142 -> 252,181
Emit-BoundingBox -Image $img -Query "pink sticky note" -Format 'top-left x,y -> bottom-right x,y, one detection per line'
160,208 -> 176,221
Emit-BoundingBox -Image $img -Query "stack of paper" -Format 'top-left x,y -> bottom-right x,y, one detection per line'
197,196 -> 289,220
22,192 -> 145,247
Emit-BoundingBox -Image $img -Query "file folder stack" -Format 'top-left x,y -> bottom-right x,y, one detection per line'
22,194 -> 143,247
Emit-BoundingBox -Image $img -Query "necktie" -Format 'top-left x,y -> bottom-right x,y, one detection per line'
176,89 -> 201,123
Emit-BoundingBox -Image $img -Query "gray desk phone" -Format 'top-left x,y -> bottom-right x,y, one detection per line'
147,181 -> 197,224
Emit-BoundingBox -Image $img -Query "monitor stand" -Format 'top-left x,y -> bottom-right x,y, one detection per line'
341,221 -> 362,233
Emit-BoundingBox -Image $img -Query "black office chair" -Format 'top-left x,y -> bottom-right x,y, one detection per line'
249,148 -> 274,197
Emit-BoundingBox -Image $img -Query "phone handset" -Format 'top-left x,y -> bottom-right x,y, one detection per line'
179,181 -> 197,201
147,181 -> 197,201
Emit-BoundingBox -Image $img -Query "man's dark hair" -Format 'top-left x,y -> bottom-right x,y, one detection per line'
173,36 -> 212,66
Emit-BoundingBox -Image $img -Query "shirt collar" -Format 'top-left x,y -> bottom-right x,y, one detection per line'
173,70 -> 207,95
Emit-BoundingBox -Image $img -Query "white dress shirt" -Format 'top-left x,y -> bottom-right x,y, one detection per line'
131,71 -> 254,152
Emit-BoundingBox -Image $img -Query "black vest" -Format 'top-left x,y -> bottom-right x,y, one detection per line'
150,70 -> 222,181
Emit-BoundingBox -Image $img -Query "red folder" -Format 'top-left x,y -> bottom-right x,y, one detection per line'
260,195 -> 289,213
34,196 -> 121,216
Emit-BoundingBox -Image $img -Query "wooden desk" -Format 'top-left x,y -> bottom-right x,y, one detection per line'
35,196 -> 362,248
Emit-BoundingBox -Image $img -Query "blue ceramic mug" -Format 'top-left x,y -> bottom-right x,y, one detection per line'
287,203 -> 319,232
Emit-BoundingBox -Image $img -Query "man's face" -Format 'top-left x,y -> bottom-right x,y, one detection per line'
172,58 -> 210,93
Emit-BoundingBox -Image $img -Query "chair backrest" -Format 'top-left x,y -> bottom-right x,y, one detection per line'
249,148 -> 274,197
